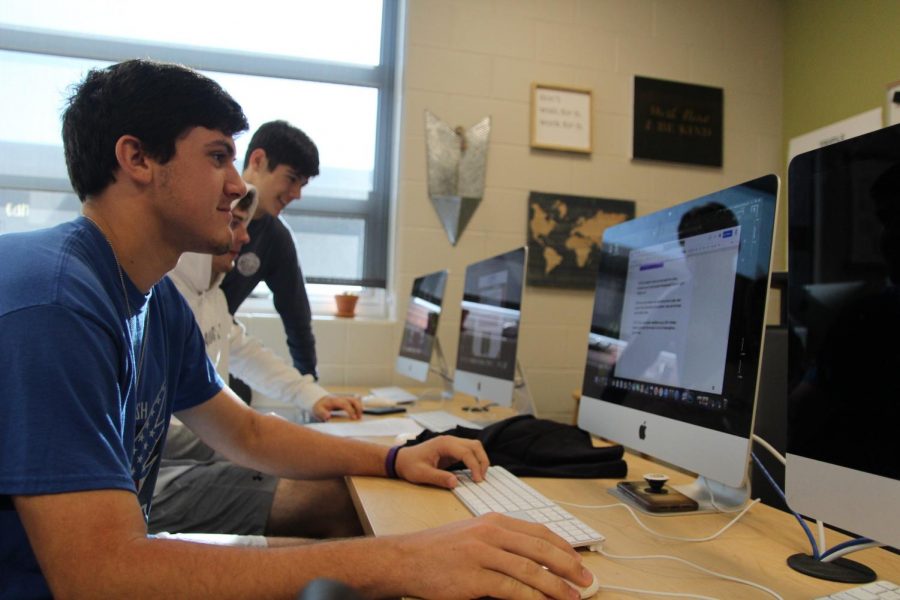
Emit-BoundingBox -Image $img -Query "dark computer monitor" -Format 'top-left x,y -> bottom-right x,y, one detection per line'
578,175 -> 779,511
786,124 -> 900,580
453,247 -> 527,408
396,269 -> 448,382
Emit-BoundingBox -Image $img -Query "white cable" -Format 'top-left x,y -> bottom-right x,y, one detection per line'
598,583 -> 719,600
749,435 -> 834,555
553,498 -> 760,543
597,548 -> 784,600
821,541 -> 882,562
751,433 -> 786,465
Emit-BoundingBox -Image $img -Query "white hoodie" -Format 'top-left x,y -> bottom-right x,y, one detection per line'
167,191 -> 328,413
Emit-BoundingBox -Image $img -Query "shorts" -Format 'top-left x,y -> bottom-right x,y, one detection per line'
149,459 -> 278,536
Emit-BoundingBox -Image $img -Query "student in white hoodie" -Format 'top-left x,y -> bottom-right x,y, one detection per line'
169,186 -> 361,424
150,187 -> 364,539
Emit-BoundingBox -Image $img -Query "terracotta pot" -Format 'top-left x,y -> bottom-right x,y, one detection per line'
334,294 -> 359,318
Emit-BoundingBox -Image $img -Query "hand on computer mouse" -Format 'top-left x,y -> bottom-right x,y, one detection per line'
564,570 -> 600,599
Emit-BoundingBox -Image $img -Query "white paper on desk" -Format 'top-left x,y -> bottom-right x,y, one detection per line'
304,417 -> 424,438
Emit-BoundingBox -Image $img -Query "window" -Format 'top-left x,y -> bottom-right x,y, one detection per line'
0,0 -> 396,312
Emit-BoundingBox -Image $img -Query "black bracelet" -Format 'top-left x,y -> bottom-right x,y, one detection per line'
385,445 -> 402,479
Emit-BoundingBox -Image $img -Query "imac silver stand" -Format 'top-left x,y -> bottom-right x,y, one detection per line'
424,336 -> 454,400
461,361 -> 536,416
512,360 -> 537,416
672,476 -> 751,513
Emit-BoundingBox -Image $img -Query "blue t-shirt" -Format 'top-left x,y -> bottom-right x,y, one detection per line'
0,218 -> 223,599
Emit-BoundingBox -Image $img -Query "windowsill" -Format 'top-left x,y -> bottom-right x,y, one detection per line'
237,296 -> 392,322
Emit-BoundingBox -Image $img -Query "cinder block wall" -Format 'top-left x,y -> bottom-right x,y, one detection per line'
245,0 -> 784,424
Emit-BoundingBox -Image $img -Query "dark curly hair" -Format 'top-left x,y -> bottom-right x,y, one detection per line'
63,59 -> 248,201
243,120 -> 319,178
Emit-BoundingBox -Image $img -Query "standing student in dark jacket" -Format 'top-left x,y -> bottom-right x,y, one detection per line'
221,120 -> 320,379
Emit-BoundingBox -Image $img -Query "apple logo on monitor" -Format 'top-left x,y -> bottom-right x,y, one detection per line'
639,421 -> 647,440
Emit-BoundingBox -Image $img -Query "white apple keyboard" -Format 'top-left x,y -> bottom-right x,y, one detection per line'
369,386 -> 417,403
452,465 -> 605,548
409,410 -> 483,432
816,580 -> 899,600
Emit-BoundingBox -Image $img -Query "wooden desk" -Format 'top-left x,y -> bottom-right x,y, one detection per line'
345,395 -> 899,599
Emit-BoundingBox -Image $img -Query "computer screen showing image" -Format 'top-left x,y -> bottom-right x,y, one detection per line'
396,269 -> 449,382
786,124 -> 900,575
453,247 -> 527,409
578,175 -> 779,511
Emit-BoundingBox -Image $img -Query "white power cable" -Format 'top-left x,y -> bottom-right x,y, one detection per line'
752,433 -> 830,550
597,583 -> 719,599
821,541 -> 882,562
596,547 -> 784,600
552,498 -> 760,543
751,433 -> 786,465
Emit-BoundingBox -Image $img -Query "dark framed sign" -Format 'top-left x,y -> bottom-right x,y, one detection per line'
526,192 -> 635,289
633,76 -> 723,167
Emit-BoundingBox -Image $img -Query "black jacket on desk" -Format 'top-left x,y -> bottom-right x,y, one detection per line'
409,415 -> 627,478
221,213 -> 318,378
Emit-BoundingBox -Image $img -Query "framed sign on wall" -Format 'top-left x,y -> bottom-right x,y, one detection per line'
530,83 -> 592,154
633,76 -> 723,167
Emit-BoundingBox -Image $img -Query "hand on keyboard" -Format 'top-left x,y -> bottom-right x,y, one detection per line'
392,435 -> 489,488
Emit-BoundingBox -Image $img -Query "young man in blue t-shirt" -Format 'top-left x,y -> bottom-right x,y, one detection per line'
0,60 -> 591,599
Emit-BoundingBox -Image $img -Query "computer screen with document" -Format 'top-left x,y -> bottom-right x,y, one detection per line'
578,175 -> 778,510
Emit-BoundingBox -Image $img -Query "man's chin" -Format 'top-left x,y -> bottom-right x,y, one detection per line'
260,203 -> 282,218
208,237 -> 232,256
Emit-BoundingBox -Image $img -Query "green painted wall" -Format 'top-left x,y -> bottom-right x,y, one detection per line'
784,0 -> 900,145
773,1 -> 900,274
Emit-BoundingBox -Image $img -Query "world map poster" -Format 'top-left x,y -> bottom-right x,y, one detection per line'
526,192 -> 635,289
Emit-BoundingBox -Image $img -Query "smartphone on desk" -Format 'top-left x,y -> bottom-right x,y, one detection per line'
616,481 -> 699,513
362,405 -> 407,415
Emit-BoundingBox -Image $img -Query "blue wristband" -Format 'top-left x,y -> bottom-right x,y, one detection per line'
385,445 -> 402,479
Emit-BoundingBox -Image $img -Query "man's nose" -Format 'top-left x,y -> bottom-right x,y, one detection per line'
227,166 -> 247,200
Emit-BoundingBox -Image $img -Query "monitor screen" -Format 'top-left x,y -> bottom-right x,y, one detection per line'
578,175 -> 778,495
786,124 -> 900,548
453,247 -> 526,406
396,269 -> 448,382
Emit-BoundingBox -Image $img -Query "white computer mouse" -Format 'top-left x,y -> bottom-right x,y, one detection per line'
565,571 -> 600,599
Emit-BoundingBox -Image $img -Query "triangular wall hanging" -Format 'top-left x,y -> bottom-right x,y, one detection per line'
425,110 -> 491,245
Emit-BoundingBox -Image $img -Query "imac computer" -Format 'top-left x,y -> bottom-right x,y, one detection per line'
578,175 -> 779,512
454,247 -> 530,412
396,269 -> 450,386
785,124 -> 900,582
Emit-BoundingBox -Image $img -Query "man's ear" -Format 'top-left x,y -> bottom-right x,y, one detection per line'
246,148 -> 268,173
114,135 -> 153,185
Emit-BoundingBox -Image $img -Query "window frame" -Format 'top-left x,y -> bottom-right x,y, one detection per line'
0,0 -> 396,293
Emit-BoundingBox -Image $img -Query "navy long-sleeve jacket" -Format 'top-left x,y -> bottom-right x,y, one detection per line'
221,213 -> 318,378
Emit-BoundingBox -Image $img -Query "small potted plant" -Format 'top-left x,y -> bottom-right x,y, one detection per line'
334,291 -> 359,318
